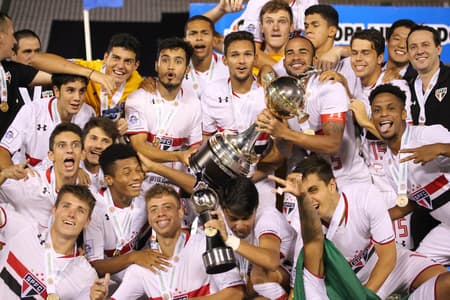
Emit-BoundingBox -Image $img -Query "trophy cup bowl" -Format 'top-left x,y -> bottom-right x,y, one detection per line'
191,184 -> 236,274
266,76 -> 306,119
189,76 -> 305,184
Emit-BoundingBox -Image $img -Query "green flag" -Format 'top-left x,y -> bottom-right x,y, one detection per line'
294,239 -> 381,300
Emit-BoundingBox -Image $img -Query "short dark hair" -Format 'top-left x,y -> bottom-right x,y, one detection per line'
99,143 -> 139,176
13,29 -> 41,53
145,184 -> 181,206
157,37 -> 193,66
184,15 -> 215,36
82,117 -> 119,144
294,155 -> 335,185
55,185 -> 96,217
219,176 -> 258,219
369,83 -> 406,106
286,35 -> 316,58
52,73 -> 88,89
351,29 -> 385,56
407,25 -> 441,47
305,4 -> 339,28
259,0 -> 293,25
107,33 -> 142,61
386,19 -> 416,41
49,123 -> 83,151
224,31 -> 256,56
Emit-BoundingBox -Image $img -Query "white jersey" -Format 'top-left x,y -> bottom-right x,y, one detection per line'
228,206 -> 297,280
182,52 -> 229,100
326,184 -> 439,299
201,78 -> 275,207
126,87 -> 202,185
0,167 -> 58,231
0,97 -> 95,166
292,74 -> 370,186
79,161 -> 105,192
383,124 -> 450,225
111,232 -> 244,299
84,189 -> 149,261
0,205 -> 97,300
227,0 -> 318,42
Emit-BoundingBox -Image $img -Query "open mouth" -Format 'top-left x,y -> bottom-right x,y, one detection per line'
156,219 -> 170,229
379,120 -> 393,134
194,44 -> 206,50
63,220 -> 75,226
64,158 -> 75,170
167,72 -> 176,80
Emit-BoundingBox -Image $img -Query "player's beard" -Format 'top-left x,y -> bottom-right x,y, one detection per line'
232,72 -> 252,84
159,79 -> 182,92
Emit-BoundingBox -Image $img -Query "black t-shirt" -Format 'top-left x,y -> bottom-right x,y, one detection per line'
0,60 -> 38,139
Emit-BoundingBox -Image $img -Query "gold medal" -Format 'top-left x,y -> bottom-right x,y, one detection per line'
193,83 -> 199,90
113,249 -> 121,257
153,137 -> 161,148
163,293 -> 170,300
0,102 -> 8,112
47,293 -> 60,300
173,255 -> 179,263
396,194 -> 408,207
204,226 -> 218,237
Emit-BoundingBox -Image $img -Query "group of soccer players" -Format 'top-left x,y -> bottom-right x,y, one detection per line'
0,0 -> 450,299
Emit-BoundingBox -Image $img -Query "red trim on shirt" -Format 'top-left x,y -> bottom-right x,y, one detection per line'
275,293 -> 288,300
25,153 -> 42,167
320,112 -> 346,124
48,97 -> 57,122
423,175 -> 449,195
46,167 -> 52,184
371,237 -> 395,246
7,251 -> 48,298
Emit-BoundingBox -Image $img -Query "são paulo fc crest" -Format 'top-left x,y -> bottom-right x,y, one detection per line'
435,87 -> 447,102
21,272 -> 45,298
410,189 -> 433,210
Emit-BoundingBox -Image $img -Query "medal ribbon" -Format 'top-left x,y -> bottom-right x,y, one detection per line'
19,86 -> 42,105
156,231 -> 187,299
153,88 -> 182,145
43,228 -> 77,296
99,65 -> 126,113
413,68 -> 440,125
104,188 -> 134,253
397,125 -> 412,198
0,63 -> 8,106
189,55 -> 216,99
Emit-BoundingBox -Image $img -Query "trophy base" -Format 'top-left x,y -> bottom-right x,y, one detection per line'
202,246 -> 236,274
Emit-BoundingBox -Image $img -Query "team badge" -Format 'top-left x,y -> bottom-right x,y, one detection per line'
410,188 -> 433,210
21,272 -> 45,298
435,87 -> 447,102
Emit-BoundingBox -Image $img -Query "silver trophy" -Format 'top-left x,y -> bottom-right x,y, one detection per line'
189,76 -> 306,183
191,182 -> 236,274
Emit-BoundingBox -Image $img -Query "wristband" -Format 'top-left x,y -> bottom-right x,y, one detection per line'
225,235 -> 240,251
